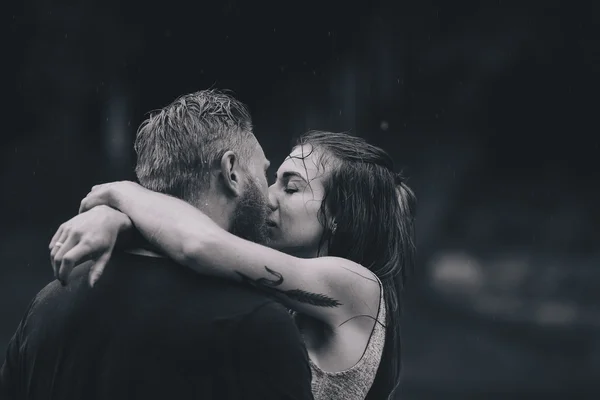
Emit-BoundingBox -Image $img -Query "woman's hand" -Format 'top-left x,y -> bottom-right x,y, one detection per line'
49,205 -> 132,287
78,181 -> 147,214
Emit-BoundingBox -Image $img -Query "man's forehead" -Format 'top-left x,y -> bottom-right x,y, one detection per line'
252,141 -> 268,163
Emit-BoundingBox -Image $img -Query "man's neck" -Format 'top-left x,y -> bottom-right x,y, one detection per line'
121,191 -> 233,260
193,193 -> 233,232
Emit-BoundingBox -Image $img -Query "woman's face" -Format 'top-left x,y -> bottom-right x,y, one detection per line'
266,144 -> 330,258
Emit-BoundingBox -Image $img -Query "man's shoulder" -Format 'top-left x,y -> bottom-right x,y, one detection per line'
29,253 -> 283,324
31,274 -> 82,306
105,252 -> 282,314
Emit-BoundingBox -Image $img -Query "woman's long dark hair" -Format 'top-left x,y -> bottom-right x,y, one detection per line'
296,131 -> 417,400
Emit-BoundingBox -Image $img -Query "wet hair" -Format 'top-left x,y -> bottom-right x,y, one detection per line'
134,89 -> 256,204
295,130 -> 417,400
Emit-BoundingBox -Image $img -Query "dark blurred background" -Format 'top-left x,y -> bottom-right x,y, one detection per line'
3,0 -> 599,398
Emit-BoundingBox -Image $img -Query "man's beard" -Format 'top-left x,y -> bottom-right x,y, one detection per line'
229,178 -> 271,245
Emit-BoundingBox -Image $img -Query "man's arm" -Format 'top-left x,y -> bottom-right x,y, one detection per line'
233,301 -> 314,400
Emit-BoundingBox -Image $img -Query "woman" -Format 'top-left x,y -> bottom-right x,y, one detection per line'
50,131 -> 416,400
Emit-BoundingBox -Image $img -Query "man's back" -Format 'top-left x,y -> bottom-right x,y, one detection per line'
1,252 -> 313,400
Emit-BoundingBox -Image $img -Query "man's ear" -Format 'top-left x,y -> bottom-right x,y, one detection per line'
219,150 -> 243,197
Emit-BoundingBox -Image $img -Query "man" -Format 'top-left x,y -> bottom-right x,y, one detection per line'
0,90 -> 314,399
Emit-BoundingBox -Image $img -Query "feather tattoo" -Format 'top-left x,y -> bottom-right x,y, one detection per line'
235,266 -> 342,308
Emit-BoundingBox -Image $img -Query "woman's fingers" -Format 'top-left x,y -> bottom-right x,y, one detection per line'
58,242 -> 96,285
49,225 -> 64,250
49,205 -> 123,286
90,183 -> 111,192
89,251 -> 112,287
79,189 -> 111,214
79,181 -> 137,214
50,229 -> 70,275
52,234 -> 79,283
79,195 -> 96,214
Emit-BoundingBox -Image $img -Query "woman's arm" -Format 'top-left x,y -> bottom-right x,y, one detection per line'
81,182 -> 381,326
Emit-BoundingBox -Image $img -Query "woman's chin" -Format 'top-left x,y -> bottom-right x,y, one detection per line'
264,235 -> 294,254
264,235 -> 283,250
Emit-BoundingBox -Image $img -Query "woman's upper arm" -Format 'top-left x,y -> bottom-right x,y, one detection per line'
303,256 -> 382,325
110,185 -> 381,325
184,232 -> 381,326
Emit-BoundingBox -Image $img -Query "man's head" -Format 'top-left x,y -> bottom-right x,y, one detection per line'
134,89 -> 271,243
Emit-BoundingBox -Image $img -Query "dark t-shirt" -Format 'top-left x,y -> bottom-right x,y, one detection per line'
0,252 -> 313,400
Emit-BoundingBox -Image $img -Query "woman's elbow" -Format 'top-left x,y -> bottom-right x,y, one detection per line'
179,237 -> 205,266
179,227 -> 221,268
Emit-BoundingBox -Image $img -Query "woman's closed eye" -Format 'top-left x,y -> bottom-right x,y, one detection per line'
284,186 -> 298,194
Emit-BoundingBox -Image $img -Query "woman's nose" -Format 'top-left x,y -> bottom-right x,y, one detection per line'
268,185 -> 278,211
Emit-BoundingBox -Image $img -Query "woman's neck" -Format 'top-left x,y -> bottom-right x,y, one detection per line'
283,245 -> 327,259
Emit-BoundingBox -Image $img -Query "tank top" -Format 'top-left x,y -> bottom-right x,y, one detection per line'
309,278 -> 387,400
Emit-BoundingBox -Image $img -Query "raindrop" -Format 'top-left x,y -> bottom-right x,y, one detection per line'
380,121 -> 389,131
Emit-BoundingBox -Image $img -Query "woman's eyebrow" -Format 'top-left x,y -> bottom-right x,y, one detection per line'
274,171 -> 307,182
